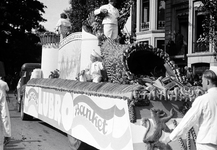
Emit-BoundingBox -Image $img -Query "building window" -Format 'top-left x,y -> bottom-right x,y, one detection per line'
193,2 -> 209,53
194,12 -> 209,53
192,63 -> 209,77
141,0 -> 149,30
157,40 -> 164,50
157,0 -> 165,29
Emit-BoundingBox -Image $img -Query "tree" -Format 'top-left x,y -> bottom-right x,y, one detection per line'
201,0 -> 217,51
66,0 -> 131,33
0,0 -> 46,79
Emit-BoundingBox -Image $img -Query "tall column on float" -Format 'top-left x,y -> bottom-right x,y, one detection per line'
80,28 -> 101,71
39,32 -> 60,78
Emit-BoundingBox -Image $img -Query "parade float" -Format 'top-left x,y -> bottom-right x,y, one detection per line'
20,2 -> 205,150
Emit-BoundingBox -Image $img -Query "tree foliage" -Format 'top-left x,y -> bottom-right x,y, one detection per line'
66,0 -> 130,33
0,0 -> 47,77
201,0 -> 217,49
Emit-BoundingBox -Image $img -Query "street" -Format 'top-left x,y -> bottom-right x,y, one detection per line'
4,92 -> 71,150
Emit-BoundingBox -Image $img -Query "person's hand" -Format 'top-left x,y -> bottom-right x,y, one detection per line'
100,9 -> 108,16
100,9 -> 108,13
164,135 -> 172,144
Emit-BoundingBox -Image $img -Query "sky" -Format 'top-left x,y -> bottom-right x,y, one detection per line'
38,0 -> 131,33
38,0 -> 71,31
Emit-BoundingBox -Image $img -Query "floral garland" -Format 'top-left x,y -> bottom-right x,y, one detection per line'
128,95 -> 150,123
27,78 -> 141,101
49,69 -> 60,79
122,41 -> 184,84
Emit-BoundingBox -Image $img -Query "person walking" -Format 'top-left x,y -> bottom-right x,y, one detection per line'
0,76 -> 11,145
0,90 -> 4,150
94,0 -> 119,40
165,66 -> 217,150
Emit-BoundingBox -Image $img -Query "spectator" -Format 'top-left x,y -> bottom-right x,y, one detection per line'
175,30 -> 184,54
94,0 -> 119,40
166,38 -> 176,56
55,13 -> 71,40
0,91 -> 4,150
0,77 -> 11,145
193,74 -> 202,86
16,78 -> 22,104
165,67 -> 217,150
185,67 -> 194,84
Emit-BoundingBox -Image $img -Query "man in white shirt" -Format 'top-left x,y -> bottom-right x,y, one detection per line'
165,66 -> 217,150
55,13 -> 71,40
94,0 -> 119,40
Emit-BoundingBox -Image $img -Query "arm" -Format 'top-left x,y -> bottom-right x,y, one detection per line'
169,97 -> 203,141
116,9 -> 120,18
94,5 -> 107,16
5,83 -> 9,92
94,8 -> 101,15
55,19 -> 61,33
99,61 -> 104,70
17,79 -> 21,90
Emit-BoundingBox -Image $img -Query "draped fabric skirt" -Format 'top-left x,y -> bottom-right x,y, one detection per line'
103,24 -> 118,40
0,94 -> 11,138
0,92 -> 4,149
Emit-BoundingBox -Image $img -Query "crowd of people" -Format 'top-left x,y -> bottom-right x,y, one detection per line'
184,66 -> 202,86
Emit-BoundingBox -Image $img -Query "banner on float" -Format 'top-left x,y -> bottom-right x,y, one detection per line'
24,86 -> 133,150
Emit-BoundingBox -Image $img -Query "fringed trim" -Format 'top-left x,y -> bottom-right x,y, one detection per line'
27,78 -> 141,101
173,120 -> 186,150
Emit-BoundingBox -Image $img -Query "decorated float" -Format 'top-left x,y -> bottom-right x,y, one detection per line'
21,2 -> 205,150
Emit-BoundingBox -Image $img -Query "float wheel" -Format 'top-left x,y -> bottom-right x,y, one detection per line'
20,96 -> 32,121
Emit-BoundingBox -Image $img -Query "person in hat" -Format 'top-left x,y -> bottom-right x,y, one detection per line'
79,50 -> 105,83
0,77 -> 11,145
94,0 -> 119,40
55,13 -> 71,40
165,66 -> 217,150
86,50 -> 105,83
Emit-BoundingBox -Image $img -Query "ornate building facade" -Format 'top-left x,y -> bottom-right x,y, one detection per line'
134,0 -> 217,76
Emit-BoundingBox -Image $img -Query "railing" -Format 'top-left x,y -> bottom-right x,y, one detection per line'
158,21 -> 165,29
194,42 -> 209,53
141,22 -> 149,30
140,21 -> 165,30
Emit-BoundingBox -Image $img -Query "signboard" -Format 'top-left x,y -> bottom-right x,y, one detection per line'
24,86 -> 133,150
58,33 -> 82,80
24,85 -> 197,150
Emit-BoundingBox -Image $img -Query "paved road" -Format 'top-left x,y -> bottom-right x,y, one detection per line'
4,92 -> 71,150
